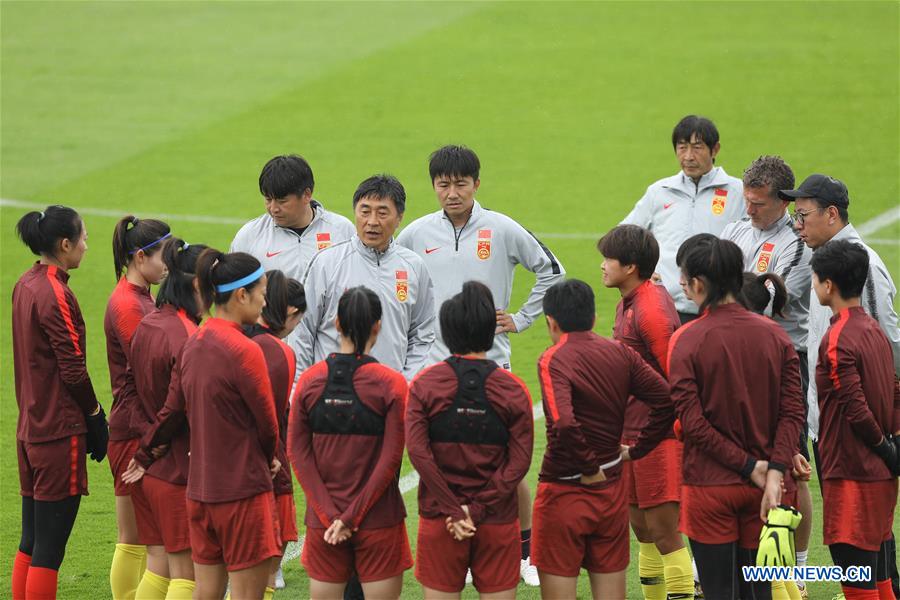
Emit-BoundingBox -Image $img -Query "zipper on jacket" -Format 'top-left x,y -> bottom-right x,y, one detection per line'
447,212 -> 472,252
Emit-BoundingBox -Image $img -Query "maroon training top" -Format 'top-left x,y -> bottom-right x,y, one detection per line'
105,277 -> 155,441
288,355 -> 407,530
816,306 -> 900,481
162,318 -> 278,503
247,324 -> 296,496
537,330 -> 673,485
131,304 -> 197,485
613,279 -> 680,439
406,358 -> 534,525
13,263 -> 99,443
668,303 -> 804,488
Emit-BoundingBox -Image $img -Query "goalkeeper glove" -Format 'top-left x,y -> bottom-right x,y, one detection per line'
85,405 -> 109,463
757,504 -> 802,567
873,434 -> 900,477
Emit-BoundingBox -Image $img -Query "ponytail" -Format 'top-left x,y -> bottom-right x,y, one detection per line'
16,205 -> 82,257
337,286 -> 382,353
260,271 -> 306,334
156,237 -> 209,319
739,272 -> 788,317
112,215 -> 171,280
440,281 -> 496,354
196,249 -> 263,309
678,236 -> 744,312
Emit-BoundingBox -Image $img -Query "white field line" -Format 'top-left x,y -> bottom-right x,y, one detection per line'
281,402 -> 546,564
2,197 -> 897,244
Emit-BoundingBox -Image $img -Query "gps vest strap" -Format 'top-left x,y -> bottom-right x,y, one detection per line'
428,356 -> 509,446
309,354 -> 384,436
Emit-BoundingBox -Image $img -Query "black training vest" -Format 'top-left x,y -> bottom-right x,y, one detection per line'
428,356 -> 509,446
308,354 -> 384,436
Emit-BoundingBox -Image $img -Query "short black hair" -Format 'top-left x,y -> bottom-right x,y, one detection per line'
678,237 -> 744,312
808,197 -> 850,225
352,174 -> 406,214
810,239 -> 869,300
597,225 -> 659,280
429,145 -> 480,182
675,233 -> 718,269
259,154 -> 315,199
742,155 -> 795,201
440,281 -> 496,355
672,115 -> 719,151
543,279 -> 595,333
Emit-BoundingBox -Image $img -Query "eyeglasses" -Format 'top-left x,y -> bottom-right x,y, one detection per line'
791,208 -> 825,226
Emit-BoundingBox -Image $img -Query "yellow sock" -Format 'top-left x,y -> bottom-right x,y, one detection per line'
772,579 -> 802,600
661,546 -> 694,599
263,586 -> 275,600
164,578 -> 195,600
639,542 -> 666,600
111,543 -> 146,600
134,570 -> 170,600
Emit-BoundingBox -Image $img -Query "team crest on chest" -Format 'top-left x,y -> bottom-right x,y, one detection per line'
395,270 -> 408,302
316,232 -> 332,251
711,189 -> 728,215
757,242 -> 775,272
476,229 -> 492,260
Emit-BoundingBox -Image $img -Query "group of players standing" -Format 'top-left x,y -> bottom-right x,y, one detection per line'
10,115 -> 899,600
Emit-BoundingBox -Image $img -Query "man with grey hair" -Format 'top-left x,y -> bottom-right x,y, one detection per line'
721,155 -> 814,597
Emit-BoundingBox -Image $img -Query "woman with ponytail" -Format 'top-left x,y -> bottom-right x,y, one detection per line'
405,281 -> 534,599
119,237 -> 208,600
740,272 -> 788,317
141,249 -> 279,599
244,270 -> 306,595
288,286 -> 411,600
669,235 -> 805,600
105,214 -> 171,600
12,206 -> 107,600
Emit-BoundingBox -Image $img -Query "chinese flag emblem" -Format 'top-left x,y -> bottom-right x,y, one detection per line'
712,189 -> 728,215
395,270 -> 408,302
757,242 -> 775,272
476,229 -> 492,261
316,232 -> 332,251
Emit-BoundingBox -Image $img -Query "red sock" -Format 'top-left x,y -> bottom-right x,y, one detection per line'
876,579 -> 896,600
11,551 -> 31,599
24,566 -> 58,600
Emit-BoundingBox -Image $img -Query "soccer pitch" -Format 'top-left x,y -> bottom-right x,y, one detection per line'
1,2 -> 898,599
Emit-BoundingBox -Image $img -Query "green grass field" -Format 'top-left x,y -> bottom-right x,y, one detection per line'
2,2 -> 898,598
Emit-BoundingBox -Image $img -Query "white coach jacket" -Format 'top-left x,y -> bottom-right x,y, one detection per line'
621,167 -> 745,314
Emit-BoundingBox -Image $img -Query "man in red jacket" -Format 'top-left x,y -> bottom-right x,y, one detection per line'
811,239 -> 899,600
532,279 -> 673,599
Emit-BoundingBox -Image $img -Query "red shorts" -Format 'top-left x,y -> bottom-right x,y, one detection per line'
18,435 -> 88,501
532,480 -> 629,576
139,475 -> 190,553
681,484 -> 797,548
823,478 -> 898,551
415,517 -> 519,593
108,438 -> 140,497
302,522 -> 412,584
276,493 -> 298,544
623,438 -> 682,508
187,492 -> 282,571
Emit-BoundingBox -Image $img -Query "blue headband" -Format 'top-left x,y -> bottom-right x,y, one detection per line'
130,232 -> 172,254
215,266 -> 264,293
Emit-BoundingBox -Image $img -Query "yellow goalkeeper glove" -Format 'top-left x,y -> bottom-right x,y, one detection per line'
757,505 -> 802,567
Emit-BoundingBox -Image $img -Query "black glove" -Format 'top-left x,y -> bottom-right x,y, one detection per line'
85,405 -> 109,463
872,434 -> 900,477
